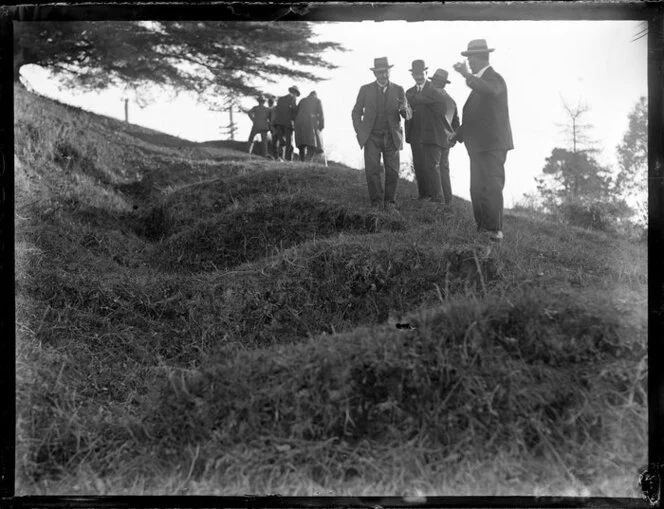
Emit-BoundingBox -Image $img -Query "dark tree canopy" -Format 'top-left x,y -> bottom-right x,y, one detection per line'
537,148 -> 612,203
14,21 -> 345,102
535,97 -> 612,210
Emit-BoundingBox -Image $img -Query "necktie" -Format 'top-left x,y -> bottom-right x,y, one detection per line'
417,86 -> 422,93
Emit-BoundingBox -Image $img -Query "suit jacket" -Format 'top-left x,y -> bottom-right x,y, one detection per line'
351,81 -> 412,149
273,94 -> 297,128
294,94 -> 325,149
457,66 -> 514,153
248,104 -> 271,131
405,80 -> 432,145
409,86 -> 460,148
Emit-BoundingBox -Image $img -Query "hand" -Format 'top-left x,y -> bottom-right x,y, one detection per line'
453,62 -> 469,77
398,96 -> 407,111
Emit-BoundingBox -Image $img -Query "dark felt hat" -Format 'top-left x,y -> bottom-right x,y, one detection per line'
461,39 -> 495,56
370,57 -> 393,71
288,85 -> 301,96
410,59 -> 428,73
430,69 -> 451,84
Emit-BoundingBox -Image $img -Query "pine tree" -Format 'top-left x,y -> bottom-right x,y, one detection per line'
615,96 -> 647,224
535,97 -> 611,210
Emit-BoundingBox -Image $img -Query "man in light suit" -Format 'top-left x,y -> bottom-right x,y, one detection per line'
352,57 -> 412,211
408,69 -> 460,206
452,39 -> 514,242
405,59 -> 431,200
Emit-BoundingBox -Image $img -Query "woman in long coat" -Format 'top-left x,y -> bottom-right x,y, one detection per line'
294,91 -> 325,162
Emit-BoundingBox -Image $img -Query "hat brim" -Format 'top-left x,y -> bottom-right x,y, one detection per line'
432,78 -> 451,84
288,88 -> 300,96
461,48 -> 495,56
410,68 -> 428,73
370,65 -> 394,71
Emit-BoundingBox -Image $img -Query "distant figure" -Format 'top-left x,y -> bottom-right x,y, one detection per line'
247,95 -> 271,157
452,39 -> 514,242
405,59 -> 431,200
273,85 -> 300,161
294,91 -> 325,162
267,96 -> 276,157
351,57 -> 412,212
408,69 -> 460,206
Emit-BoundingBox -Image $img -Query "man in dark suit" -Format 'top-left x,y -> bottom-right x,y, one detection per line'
352,57 -> 412,211
294,90 -> 325,162
405,59 -> 431,200
273,85 -> 300,161
409,69 -> 460,206
247,95 -> 271,157
452,39 -> 513,242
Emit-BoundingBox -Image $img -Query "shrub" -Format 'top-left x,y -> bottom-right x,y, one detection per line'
558,198 -> 631,232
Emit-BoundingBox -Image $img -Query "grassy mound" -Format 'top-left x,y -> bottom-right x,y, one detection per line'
160,166 -> 371,232
151,194 -> 407,271
142,288 -> 644,485
199,235 -> 502,347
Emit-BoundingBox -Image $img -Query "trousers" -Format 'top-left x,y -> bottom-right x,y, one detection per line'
364,131 -> 400,206
248,128 -> 269,157
298,145 -> 316,162
274,125 -> 294,160
410,142 -> 427,198
423,144 -> 445,202
469,150 -> 507,231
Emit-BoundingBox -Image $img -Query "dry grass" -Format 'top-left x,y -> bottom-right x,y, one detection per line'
14,84 -> 647,496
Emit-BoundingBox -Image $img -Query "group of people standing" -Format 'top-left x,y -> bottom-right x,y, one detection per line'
247,85 -> 325,163
352,39 -> 513,242
246,38 -> 513,243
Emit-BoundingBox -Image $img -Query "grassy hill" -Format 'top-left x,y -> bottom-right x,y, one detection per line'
14,84 -> 647,496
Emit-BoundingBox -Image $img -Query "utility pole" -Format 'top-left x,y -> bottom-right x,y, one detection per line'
124,98 -> 129,123
228,102 -> 236,140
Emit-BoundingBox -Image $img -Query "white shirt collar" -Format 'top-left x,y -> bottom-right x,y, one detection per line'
475,64 -> 491,78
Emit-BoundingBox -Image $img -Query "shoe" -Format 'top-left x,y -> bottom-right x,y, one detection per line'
488,230 -> 504,242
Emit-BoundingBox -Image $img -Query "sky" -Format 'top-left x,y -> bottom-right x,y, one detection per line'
19,19 -> 647,208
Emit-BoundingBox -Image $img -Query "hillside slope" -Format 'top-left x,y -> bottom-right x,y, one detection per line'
14,85 -> 647,496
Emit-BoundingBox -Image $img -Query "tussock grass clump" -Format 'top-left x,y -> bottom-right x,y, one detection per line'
152,194 -> 406,271
199,236 -> 501,347
144,288 -> 643,464
16,327 -> 139,483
